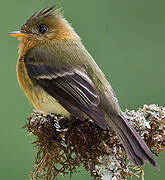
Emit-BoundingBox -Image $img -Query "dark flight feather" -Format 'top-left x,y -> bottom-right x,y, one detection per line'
110,113 -> 159,167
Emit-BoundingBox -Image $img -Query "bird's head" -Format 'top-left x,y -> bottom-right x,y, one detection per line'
10,5 -> 79,52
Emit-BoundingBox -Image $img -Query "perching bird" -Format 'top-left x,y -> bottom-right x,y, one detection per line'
10,5 -> 158,168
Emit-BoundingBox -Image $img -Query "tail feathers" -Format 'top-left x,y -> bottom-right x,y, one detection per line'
109,113 -> 159,168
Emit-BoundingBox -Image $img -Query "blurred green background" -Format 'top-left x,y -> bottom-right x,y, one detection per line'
1,0 -> 165,179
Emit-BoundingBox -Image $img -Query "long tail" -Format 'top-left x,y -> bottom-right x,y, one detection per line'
108,113 -> 159,168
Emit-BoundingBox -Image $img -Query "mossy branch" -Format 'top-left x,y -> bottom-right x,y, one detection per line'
23,104 -> 165,180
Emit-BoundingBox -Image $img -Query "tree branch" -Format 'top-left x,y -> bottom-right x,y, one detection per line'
24,104 -> 165,180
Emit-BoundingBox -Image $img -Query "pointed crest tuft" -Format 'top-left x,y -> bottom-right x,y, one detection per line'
22,4 -> 63,29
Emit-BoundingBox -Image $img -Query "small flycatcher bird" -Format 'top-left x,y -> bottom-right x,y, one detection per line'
10,5 -> 158,168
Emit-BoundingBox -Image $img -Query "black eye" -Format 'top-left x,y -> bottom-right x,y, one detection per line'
38,25 -> 48,34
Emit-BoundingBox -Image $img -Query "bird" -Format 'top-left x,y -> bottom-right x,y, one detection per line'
10,5 -> 158,168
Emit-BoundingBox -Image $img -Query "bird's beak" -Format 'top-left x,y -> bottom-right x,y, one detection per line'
9,31 -> 28,38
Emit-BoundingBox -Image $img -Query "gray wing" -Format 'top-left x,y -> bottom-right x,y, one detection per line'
25,47 -> 107,129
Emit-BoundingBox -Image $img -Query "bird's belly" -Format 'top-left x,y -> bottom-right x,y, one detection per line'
23,83 -> 71,117
40,99 -> 71,117
30,86 -> 71,117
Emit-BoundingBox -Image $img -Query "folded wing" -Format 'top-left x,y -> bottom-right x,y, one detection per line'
25,47 -> 107,129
